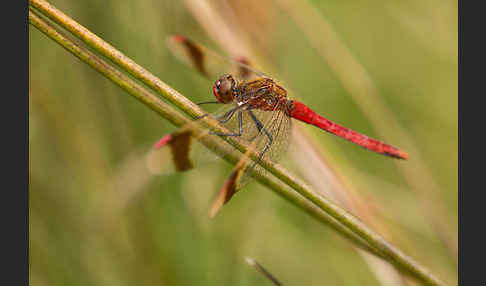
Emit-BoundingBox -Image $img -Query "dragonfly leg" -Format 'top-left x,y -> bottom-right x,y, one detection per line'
216,106 -> 239,123
196,102 -> 220,119
247,110 -> 273,168
197,101 -> 221,106
197,106 -> 239,121
210,110 -> 243,137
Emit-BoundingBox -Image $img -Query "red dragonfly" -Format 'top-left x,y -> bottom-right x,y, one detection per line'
152,35 -> 408,216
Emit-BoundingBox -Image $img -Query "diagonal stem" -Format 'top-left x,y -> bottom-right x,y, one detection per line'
28,6 -> 384,264
29,2 -> 446,285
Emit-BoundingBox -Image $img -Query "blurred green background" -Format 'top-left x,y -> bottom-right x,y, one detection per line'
29,0 -> 457,285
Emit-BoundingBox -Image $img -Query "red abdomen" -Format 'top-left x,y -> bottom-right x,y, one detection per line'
289,101 -> 408,159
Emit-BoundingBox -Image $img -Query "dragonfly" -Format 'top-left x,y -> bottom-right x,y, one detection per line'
152,35 -> 408,216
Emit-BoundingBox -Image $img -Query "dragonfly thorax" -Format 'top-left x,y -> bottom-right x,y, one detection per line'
238,77 -> 289,113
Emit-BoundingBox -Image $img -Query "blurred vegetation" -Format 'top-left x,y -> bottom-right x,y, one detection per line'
29,0 -> 457,285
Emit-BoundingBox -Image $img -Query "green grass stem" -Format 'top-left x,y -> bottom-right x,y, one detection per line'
29,2 -> 446,285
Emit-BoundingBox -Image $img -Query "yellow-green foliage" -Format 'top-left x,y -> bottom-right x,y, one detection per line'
30,0 -> 457,285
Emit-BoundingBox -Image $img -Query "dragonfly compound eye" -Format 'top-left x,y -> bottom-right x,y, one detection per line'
213,74 -> 235,103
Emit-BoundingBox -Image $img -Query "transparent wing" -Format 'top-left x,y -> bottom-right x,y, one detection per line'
147,100 -> 291,176
151,34 -> 278,177
146,99 -> 289,172
146,103 -> 244,175
237,103 -> 292,187
162,35 -> 293,216
208,101 -> 292,217
167,35 -> 267,82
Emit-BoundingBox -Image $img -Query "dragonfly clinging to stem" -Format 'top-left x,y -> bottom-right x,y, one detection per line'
151,35 -> 408,216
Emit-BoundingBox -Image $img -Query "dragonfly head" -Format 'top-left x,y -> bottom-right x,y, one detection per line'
213,74 -> 237,104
